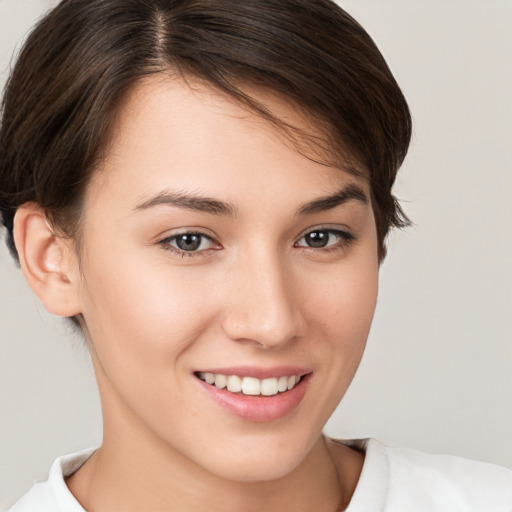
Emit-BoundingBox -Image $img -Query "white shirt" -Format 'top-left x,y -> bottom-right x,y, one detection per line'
7,439 -> 512,511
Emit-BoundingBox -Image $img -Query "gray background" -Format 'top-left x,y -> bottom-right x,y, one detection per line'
1,0 -> 511,508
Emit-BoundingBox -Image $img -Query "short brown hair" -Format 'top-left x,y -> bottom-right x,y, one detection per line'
0,0 -> 411,262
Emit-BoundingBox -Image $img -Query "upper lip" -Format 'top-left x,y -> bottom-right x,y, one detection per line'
194,366 -> 312,380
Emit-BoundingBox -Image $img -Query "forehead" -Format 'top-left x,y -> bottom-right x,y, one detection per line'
88,76 -> 369,212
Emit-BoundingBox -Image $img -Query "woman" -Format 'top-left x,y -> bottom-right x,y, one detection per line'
1,0 -> 511,510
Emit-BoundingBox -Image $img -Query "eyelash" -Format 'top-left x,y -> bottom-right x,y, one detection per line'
159,231 -> 218,258
294,228 -> 355,253
158,227 -> 356,258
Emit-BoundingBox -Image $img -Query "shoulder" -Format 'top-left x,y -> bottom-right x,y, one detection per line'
6,449 -> 95,512
384,441 -> 512,511
345,438 -> 512,512
6,482 -> 59,512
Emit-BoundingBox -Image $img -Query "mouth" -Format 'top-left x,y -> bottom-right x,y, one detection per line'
195,371 -> 303,396
194,368 -> 311,422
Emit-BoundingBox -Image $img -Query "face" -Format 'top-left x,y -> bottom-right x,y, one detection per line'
73,77 -> 379,482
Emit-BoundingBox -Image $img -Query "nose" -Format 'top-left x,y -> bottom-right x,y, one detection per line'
220,248 -> 306,349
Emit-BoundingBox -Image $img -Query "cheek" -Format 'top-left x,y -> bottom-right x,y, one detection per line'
306,257 -> 378,341
282,252 -> 379,435
77,250 -> 222,380
301,247 -> 379,404
77,255 -> 228,435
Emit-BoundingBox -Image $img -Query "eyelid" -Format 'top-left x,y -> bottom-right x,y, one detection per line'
296,224 -> 353,240
156,226 -> 219,246
156,225 -> 355,259
158,228 -> 221,257
294,225 -> 356,249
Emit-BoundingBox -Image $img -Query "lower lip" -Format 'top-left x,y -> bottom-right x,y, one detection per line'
196,374 -> 311,422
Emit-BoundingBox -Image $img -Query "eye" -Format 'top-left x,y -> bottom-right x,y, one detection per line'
160,231 -> 216,255
295,229 -> 354,250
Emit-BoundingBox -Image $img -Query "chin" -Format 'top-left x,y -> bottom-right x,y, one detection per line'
206,452 -> 306,483
187,428 -> 321,483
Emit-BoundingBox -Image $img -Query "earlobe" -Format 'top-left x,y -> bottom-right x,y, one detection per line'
13,203 -> 82,317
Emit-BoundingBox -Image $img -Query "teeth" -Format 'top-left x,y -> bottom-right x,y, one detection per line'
197,372 -> 302,396
242,377 -> 261,395
226,375 -> 242,392
278,375 -> 288,392
214,374 -> 227,389
261,378 -> 278,396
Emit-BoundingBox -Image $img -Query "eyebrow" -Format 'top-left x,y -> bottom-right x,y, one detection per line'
135,191 -> 238,217
134,183 -> 368,217
296,183 -> 368,216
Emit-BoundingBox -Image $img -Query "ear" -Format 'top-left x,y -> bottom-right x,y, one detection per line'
13,203 -> 82,317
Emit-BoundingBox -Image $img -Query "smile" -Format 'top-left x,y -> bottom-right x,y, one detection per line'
196,372 -> 302,396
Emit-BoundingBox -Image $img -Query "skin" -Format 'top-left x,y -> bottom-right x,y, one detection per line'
16,77 -> 379,511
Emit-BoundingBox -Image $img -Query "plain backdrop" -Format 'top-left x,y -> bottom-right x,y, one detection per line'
1,0 -> 511,508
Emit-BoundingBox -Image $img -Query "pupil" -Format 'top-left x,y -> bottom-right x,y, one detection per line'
306,231 -> 328,248
176,234 -> 201,251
